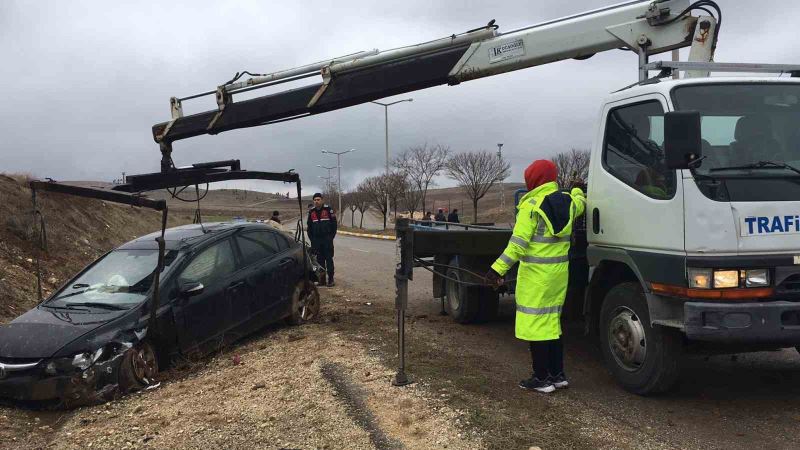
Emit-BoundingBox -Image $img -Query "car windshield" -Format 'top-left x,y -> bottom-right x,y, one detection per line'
672,83 -> 800,178
46,249 -> 177,309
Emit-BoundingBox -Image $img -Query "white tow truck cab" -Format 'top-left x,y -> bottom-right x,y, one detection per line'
152,0 -> 800,393
586,74 -> 800,392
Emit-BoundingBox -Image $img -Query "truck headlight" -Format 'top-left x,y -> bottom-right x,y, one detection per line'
688,268 -> 771,290
713,270 -> 739,289
745,269 -> 769,287
688,268 -> 712,289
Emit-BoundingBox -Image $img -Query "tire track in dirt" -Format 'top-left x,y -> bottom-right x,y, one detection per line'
320,361 -> 402,450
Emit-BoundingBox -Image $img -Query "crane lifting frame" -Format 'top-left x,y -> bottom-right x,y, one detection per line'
29,161 -> 311,347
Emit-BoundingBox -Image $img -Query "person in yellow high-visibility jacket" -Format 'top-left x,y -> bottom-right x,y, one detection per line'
486,160 -> 586,393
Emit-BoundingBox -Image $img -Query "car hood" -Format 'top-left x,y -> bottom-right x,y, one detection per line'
0,307 -> 126,359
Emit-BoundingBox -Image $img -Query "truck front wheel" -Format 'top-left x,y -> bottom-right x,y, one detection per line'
599,282 -> 682,395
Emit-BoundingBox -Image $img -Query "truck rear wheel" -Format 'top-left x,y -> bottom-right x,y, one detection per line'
599,282 -> 682,395
445,260 -> 481,323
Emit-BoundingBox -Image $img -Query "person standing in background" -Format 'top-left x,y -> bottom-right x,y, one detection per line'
307,193 -> 338,287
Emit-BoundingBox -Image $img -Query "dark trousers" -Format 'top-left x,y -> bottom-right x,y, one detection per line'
313,240 -> 335,279
529,338 -> 564,380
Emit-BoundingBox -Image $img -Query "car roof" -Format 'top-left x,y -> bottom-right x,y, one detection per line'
118,221 -> 284,251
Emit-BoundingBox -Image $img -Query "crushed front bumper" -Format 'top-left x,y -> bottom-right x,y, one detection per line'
0,358 -> 124,406
684,301 -> 800,344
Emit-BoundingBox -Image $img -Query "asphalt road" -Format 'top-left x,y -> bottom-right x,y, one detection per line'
333,234 -> 800,449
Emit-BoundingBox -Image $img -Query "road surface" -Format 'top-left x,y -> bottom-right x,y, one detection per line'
333,234 -> 800,450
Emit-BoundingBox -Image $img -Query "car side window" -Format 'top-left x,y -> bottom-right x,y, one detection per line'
603,100 -> 676,200
178,239 -> 236,286
236,231 -> 281,267
274,232 -> 290,251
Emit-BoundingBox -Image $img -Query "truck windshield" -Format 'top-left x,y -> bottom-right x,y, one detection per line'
46,249 -> 177,310
672,83 -> 800,178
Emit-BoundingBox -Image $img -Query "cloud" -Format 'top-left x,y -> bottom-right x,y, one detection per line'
2,0 -> 799,194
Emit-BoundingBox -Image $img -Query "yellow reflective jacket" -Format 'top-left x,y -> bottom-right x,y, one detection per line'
491,181 -> 586,341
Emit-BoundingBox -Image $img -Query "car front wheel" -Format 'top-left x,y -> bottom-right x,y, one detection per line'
119,341 -> 159,393
287,281 -> 320,325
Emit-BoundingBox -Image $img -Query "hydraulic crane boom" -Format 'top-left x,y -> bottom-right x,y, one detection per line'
152,0 -> 720,169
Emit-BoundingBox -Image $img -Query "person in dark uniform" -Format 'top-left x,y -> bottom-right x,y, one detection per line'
447,208 -> 460,223
307,193 -> 337,286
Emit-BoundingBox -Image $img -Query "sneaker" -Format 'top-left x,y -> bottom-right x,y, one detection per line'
519,377 -> 555,393
327,279 -> 336,287
551,373 -> 569,389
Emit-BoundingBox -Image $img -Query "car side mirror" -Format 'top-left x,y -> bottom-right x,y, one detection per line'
664,111 -> 702,170
179,281 -> 204,297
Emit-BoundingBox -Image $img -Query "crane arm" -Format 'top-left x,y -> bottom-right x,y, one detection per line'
152,0 -> 719,152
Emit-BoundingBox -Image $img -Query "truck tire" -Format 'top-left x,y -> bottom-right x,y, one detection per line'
445,264 -> 480,324
599,282 -> 682,395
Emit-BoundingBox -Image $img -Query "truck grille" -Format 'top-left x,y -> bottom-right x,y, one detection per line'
776,274 -> 800,297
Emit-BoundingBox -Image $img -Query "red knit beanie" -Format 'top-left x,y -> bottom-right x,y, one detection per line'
524,160 -> 558,191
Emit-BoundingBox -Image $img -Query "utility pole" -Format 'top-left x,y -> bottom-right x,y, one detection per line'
371,98 -> 413,229
497,143 -> 505,214
317,164 -> 336,194
322,149 -> 355,215
318,175 -> 333,195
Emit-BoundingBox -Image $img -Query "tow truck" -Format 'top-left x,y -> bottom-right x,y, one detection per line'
150,0 -> 800,394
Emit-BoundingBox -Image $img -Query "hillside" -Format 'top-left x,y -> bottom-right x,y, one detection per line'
62,182 -> 304,223
421,182 -> 526,225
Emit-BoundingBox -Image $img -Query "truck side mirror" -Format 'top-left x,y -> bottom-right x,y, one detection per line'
664,111 -> 702,169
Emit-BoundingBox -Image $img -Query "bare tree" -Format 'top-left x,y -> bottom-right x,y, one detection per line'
551,148 -> 590,189
400,180 -> 423,218
393,143 -> 450,214
358,176 -> 389,229
385,172 -> 408,221
352,191 -> 370,228
445,150 -> 511,223
342,191 -> 357,227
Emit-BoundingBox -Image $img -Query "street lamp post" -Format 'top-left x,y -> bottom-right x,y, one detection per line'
318,175 -> 333,195
317,165 -> 336,194
321,149 -> 355,215
371,98 -> 413,229
497,143 -> 505,215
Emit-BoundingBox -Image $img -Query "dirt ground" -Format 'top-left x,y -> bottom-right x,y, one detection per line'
0,287 -> 486,450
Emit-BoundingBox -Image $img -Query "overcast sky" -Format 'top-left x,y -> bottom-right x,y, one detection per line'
1,0 -> 798,196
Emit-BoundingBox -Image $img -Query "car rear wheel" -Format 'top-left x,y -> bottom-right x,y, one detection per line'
599,282 -> 682,395
287,281 -> 320,325
119,341 -> 159,393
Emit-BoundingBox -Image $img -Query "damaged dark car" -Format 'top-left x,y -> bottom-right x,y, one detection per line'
0,221 -> 320,407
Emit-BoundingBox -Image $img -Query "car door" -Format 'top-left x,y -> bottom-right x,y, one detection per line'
232,230 -> 285,327
174,237 -> 239,352
271,231 -> 300,311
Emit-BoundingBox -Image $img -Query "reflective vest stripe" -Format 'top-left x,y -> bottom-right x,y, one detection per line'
535,220 -> 546,236
509,235 -> 528,247
498,253 -> 516,265
521,254 -> 569,264
516,304 -> 563,315
531,235 -> 571,244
